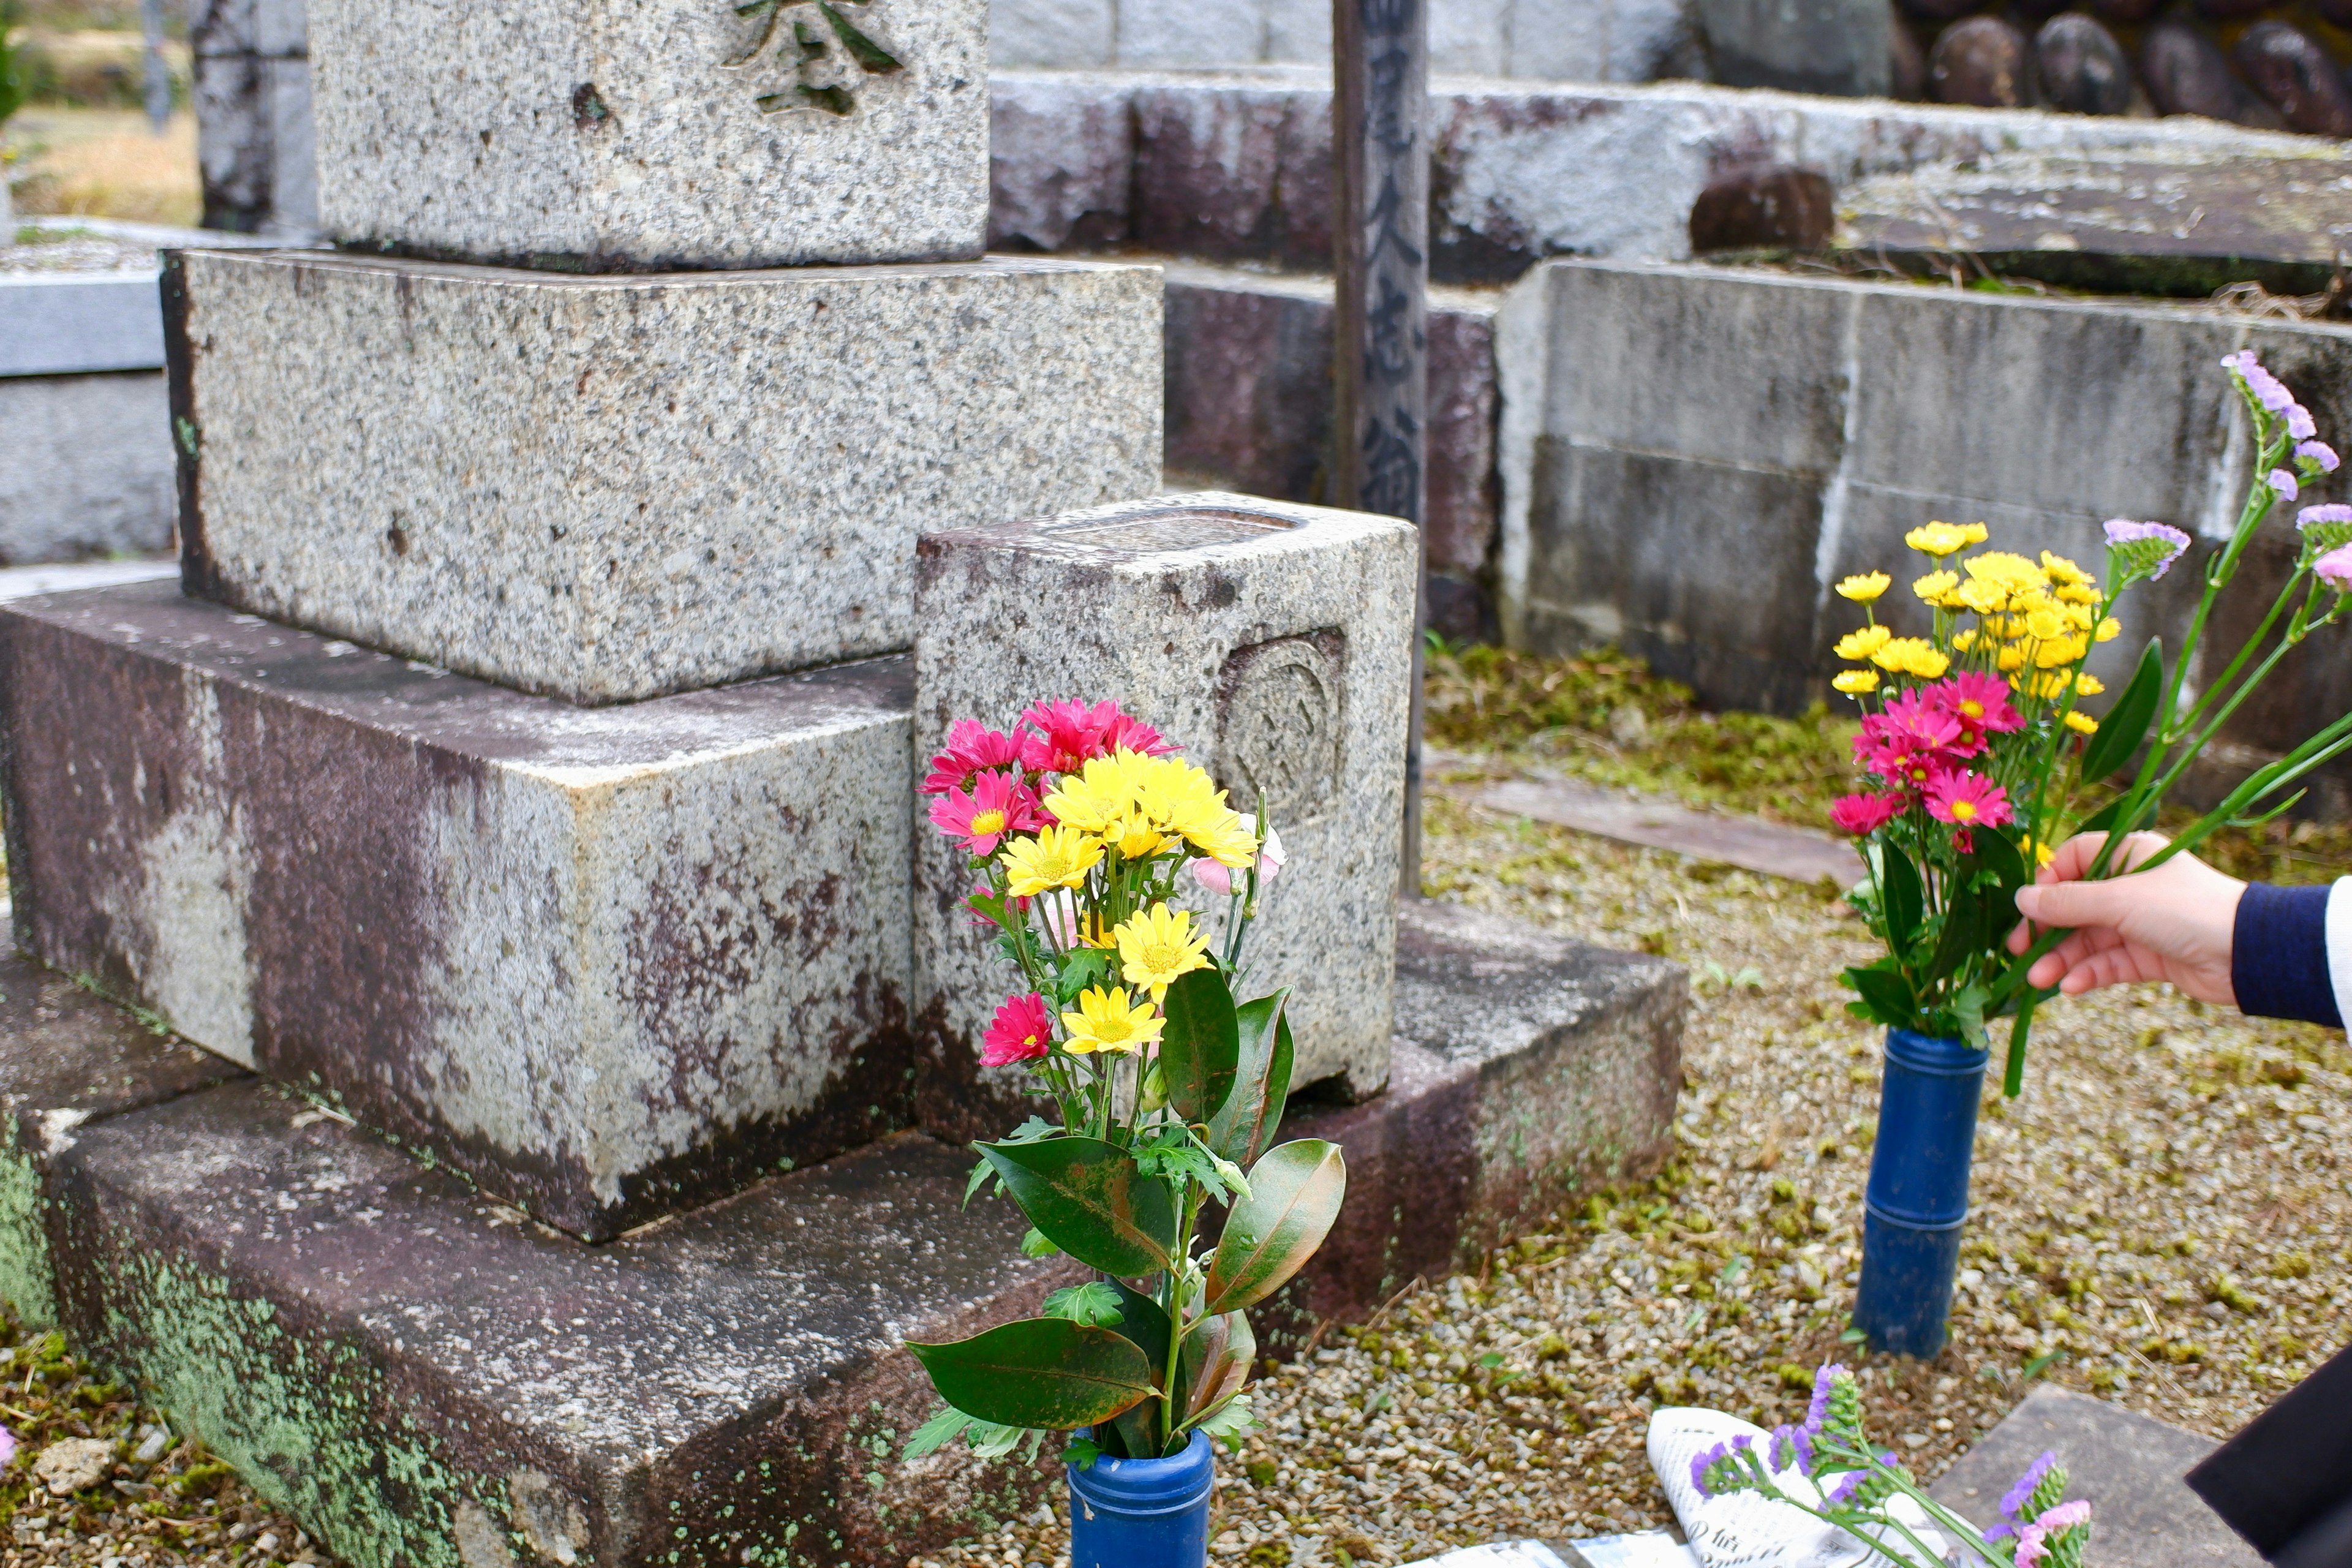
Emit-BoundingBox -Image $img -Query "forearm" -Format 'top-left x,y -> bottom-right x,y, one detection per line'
2231,881 -> 2349,1029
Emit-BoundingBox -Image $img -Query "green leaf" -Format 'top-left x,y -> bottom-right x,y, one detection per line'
1056,949 -> 1112,1003
980,1137 -> 1177,1276
2082,638 -> 2163,783
1208,992 -> 1293,1166
1193,1393 -> 1260,1450
1954,984 -> 1989,1050
1178,1310 -> 1256,1428
2022,1349 -> 2063,1381
1020,1227 -> 1062,1261
1101,1280 -> 1172,1374
1205,1140 -> 1348,1315
1969,823 -> 2027,897
902,1405 -> 976,1460
908,1319 -> 1155,1431
1159,967 -> 1240,1125
1925,894 -> 1984,983
1063,1435 -> 1105,1471
1841,964 -> 1918,1030
1042,1281 -> 1126,1329
1877,847 -> 1925,956
817,0 -> 903,71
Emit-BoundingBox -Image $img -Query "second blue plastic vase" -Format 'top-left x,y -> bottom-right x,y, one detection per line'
1852,1027 -> 1988,1358
1067,1428 -> 1215,1568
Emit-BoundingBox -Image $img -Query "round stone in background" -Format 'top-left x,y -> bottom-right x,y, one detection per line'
1895,0 -> 1981,20
2143,20 -> 2282,126
1891,19 -> 1929,98
2087,0 -> 2162,23
2236,21 -> 2352,135
2035,14 -> 2135,115
1931,16 -> 2033,106
2193,0 -> 2274,18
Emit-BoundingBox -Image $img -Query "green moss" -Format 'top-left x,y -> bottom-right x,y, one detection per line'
0,1132 -> 59,1330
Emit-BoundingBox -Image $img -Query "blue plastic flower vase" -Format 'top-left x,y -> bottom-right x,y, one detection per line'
1067,1429 -> 1215,1568
1852,1027 -> 1988,1359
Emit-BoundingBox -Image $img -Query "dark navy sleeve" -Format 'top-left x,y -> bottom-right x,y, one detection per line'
2231,883 -> 2341,1028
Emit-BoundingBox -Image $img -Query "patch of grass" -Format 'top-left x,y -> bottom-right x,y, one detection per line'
4,105 -> 198,225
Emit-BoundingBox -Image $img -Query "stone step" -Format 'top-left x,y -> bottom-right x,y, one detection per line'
5,900 -> 1683,1568
0,581 -> 920,1242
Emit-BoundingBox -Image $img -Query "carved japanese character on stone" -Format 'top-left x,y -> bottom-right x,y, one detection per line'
725,0 -> 903,116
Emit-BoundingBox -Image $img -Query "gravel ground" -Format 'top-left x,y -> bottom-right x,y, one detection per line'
920,778 -> 2350,1568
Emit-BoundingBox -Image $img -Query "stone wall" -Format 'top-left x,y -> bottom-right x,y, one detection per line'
187,0 -> 315,235
1498,258 -> 2352,813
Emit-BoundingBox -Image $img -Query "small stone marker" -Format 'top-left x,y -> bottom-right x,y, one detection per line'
910,492 -> 1417,1136
1929,1385 -> 2258,1567
1450,774 -> 1865,887
307,0 -> 990,268
164,249 -> 1163,704
1687,165 -> 1834,255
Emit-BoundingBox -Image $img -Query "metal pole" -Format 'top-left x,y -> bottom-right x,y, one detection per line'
1332,0 -> 1430,900
140,0 -> 172,134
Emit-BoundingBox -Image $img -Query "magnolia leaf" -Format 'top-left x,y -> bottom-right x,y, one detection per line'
981,1136 -> 1177,1276
1841,964 -> 1917,1030
2082,639 -> 2163,783
1102,1279 -> 1173,1374
1159,967 -> 1240,1126
1179,1310 -> 1256,1427
1205,1140 -> 1347,1315
906,1319 -> 1155,1430
1877,847 -> 1925,957
1208,991 -> 1293,1167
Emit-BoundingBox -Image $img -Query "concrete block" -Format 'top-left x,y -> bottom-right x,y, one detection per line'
988,74 -> 1133,252
989,0 -> 1115,68
1132,80 -> 1333,269
187,0 -> 257,56
1263,0 -> 1332,64
50,1095 -> 1080,1568
253,0 -> 306,56
1115,0 -> 1268,69
1504,0 -> 1611,83
910,492 -> 1417,1138
263,58 -> 318,234
0,954 -> 243,1330
1695,0 -> 1891,96
1929,1387 -> 2255,1567
192,51 -> 271,230
1430,0 -> 1510,78
0,273 -> 167,377
0,583 -> 919,1240
167,248 -> 1164,705
307,0 -> 988,269
0,373 -> 175,567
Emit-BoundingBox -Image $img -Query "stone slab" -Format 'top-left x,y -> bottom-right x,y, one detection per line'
1928,1387 -> 2256,1567
1838,153 -> 2352,298
0,557 -> 178,602
0,952 -> 244,1329
1452,775 -> 1865,887
167,247 -> 1164,705
24,897 -> 1678,1568
0,273 -> 167,377
306,0 -> 988,269
0,582 -> 918,1240
0,372 -> 176,567
909,492 -> 1417,1137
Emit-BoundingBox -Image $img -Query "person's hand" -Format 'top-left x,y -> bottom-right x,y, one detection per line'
2004,832 -> 2245,1006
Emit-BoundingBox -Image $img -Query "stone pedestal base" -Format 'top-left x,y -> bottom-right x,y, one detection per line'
0,902 -> 1683,1568
0,582 -> 916,1240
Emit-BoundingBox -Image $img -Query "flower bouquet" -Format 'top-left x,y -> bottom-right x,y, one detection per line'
1825,350 -> 2352,1351
900,700 -> 1343,1568
1683,1364 -> 2092,1568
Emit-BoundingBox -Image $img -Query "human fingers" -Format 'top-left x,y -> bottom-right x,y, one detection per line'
2058,943 -> 2160,997
2013,876 -> 2144,931
2038,832 -> 2111,886
2029,927 -> 2122,989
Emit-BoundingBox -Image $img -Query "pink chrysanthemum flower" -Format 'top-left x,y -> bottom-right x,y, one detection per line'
1856,691 -> 1965,788
921,720 -> 1042,796
1926,769 -> 2015,831
981,992 -> 1054,1066
1931,671 -> 2024,749
927,768 -> 1046,855
1830,793 -> 1905,837
1020,699 -> 1177,774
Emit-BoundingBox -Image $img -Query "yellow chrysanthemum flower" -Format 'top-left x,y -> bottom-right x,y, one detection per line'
1871,638 -> 1950,680
1001,825 -> 1106,898
1832,669 -> 1880,696
1961,522 -> 1991,546
2073,673 -> 2105,697
1967,551 -> 2044,587
1905,522 -> 1974,558
2065,711 -> 2099,735
1113,903 -> 1213,1001
2052,582 -> 2101,606
1996,643 -> 2028,674
1042,755 -> 1139,835
1836,573 -> 1891,603
2040,551 -> 2092,587
1957,579 -> 2010,616
1952,629 -> 1979,653
1184,808 -> 1260,870
1059,986 -> 1164,1056
2035,637 -> 2089,670
2014,670 -> 2070,700
1912,570 -> 1960,605
2024,606 -> 2069,643
1835,624 -> 1893,662
2094,617 -> 2121,643
1101,816 -> 1169,859
2021,837 -> 2059,868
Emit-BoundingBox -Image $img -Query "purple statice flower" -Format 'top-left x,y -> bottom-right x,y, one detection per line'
2316,544 -> 2352,595
1769,1423 -> 1815,1473
2000,1451 -> 2060,1521
2226,350 -> 2297,413
2270,469 -> 2301,501
2301,505 -> 2352,557
2034,1500 -> 2092,1531
2104,519 -> 2193,580
2299,440 -> 2340,473
2289,404 -> 2319,441
1822,1469 -> 1868,1507
1807,1363 -> 1843,1430
0,1426 -> 13,1468
1690,1440 -> 1731,1496
1985,1522 -> 2016,1542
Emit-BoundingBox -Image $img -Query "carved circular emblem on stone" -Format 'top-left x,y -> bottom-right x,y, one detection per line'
1217,636 -> 1343,824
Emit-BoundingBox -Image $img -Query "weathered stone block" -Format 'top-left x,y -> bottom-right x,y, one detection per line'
167,247 -> 1164,705
989,74 -> 1133,252
1697,0 -> 1893,96
910,492 -> 1417,1136
307,0 -> 988,269
0,374 -> 175,567
50,1092 -> 1079,1568
0,583 -> 917,1240
0,954 -> 242,1330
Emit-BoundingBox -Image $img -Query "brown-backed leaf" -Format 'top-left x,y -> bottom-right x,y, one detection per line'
907,1317 -> 1155,1430
1204,1139 -> 1346,1315
1179,1310 -> 1256,1425
979,1135 -> 1177,1277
